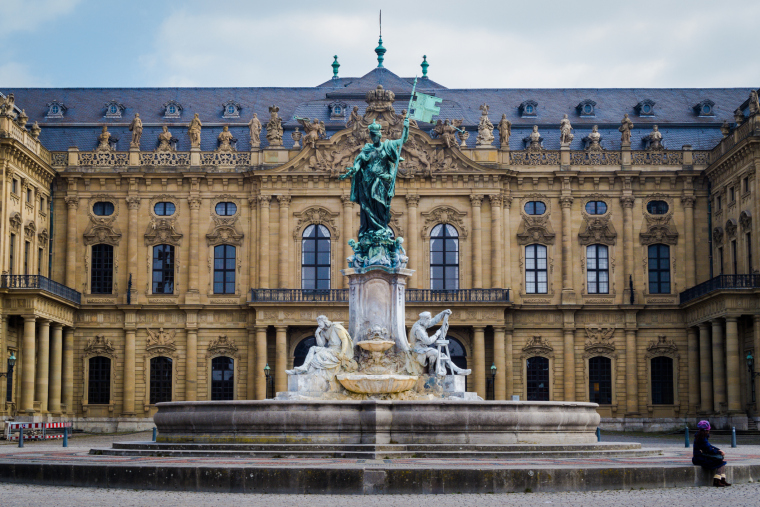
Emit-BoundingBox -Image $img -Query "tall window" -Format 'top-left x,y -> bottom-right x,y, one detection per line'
748,233 -> 753,273
91,244 -> 114,294
526,356 -> 550,401
23,241 -> 29,275
586,245 -> 609,294
213,245 -> 235,294
152,245 -> 175,294
5,359 -> 12,402
589,356 -> 612,404
718,247 -> 724,275
731,239 -> 738,274
8,234 -> 14,276
301,225 -> 331,290
149,357 -> 172,404
430,224 -> 459,290
647,244 -> 670,294
38,248 -> 43,276
211,356 -> 234,401
651,356 -> 674,404
88,356 -> 111,405
525,244 -> 548,294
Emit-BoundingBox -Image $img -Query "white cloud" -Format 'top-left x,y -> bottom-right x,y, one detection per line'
0,0 -> 82,37
0,61 -> 49,87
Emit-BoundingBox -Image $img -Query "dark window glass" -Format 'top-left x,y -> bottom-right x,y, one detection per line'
718,247 -> 724,275
213,245 -> 235,294
301,224 -> 331,290
149,356 -> 172,404
732,239 -> 738,274
8,234 -> 14,276
589,356 -> 612,404
647,244 -> 670,294
23,241 -> 29,275
651,356 -> 674,404
11,179 -> 16,193
730,187 -> 735,202
293,337 -> 317,368
88,356 -> 111,405
430,224 -> 459,290
38,248 -> 43,276
215,202 -> 237,216
92,201 -> 114,216
26,189 -> 31,203
154,202 -> 175,216
586,244 -> 609,294
211,356 -> 234,401
91,244 -> 114,294
152,245 -> 175,294
525,244 -> 548,294
646,200 -> 669,215
524,201 -> 546,215
5,363 -> 12,402
526,356 -> 550,401
748,233 -> 753,273
585,201 -> 607,215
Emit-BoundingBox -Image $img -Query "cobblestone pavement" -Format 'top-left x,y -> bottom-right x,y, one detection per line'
2,482 -> 760,506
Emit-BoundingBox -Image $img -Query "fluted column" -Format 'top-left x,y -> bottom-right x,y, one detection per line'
247,328 -> 256,399
34,320 -> 50,413
48,323 -> 63,415
258,196 -> 271,288
185,328 -> 197,401
255,326 -> 268,399
277,195 -> 291,288
560,196 -> 574,296
711,319 -> 726,413
187,196 -> 201,297
64,196 -> 78,288
621,196 -> 635,299
493,326 -> 506,400
125,196 -> 140,301
342,195 -> 354,288
470,195 -> 484,288
489,194 -> 503,288
725,316 -> 741,412
686,326 -> 700,415
563,327 -> 575,401
248,197 -> 258,291
62,327 -> 74,414
473,326 -> 485,398
405,194 -> 419,288
625,328 -> 639,414
505,328 -> 514,397
20,316 -> 36,414
275,326 -> 287,394
698,323 -> 713,413
123,328 -> 136,415
682,195 -> 697,288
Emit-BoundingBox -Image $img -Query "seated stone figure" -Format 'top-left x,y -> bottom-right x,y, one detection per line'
410,310 -> 471,376
286,315 -> 355,379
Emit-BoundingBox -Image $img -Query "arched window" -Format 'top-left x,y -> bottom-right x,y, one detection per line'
646,200 -> 669,215
91,244 -> 113,294
430,224 -> 459,290
152,245 -> 174,294
526,356 -> 550,401
293,336 -> 317,368
651,356 -> 674,404
589,356 -> 612,404
215,202 -> 237,216
584,201 -> 607,215
586,245 -> 609,294
88,356 -> 111,405
92,201 -> 114,216
302,225 -> 331,291
524,201 -> 546,215
525,244 -> 548,294
154,202 -> 175,216
213,245 -> 235,294
211,356 -> 234,401
149,357 -> 172,404
648,244 -> 670,294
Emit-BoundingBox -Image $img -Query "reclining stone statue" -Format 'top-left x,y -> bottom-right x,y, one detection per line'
410,310 -> 472,376
286,315 -> 356,379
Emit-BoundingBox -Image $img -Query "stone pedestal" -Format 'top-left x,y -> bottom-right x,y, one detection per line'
342,267 -> 414,351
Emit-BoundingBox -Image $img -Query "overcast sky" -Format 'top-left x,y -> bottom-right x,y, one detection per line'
2,0 -> 758,89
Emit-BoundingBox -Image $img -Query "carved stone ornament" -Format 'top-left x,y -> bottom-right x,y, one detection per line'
522,336 -> 554,356
293,206 -> 340,240
145,218 -> 183,246
646,335 -> 677,355
38,228 -> 49,245
640,195 -> 678,246
420,206 -> 469,239
8,212 -> 21,233
265,105 -> 283,147
516,195 -> 555,245
579,196 -> 616,246
740,210 -> 752,231
23,220 -> 36,240
712,226 -> 724,245
207,195 -> 244,246
207,335 -> 239,358
584,326 -> 615,354
475,104 -> 494,147
84,335 -> 117,357
725,218 -> 738,238
83,221 -> 122,246
146,328 -> 177,355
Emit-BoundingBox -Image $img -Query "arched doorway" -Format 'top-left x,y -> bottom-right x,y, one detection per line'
293,336 -> 317,368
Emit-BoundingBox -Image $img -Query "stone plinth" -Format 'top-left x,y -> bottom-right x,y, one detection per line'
153,400 -> 602,445
342,267 -> 413,351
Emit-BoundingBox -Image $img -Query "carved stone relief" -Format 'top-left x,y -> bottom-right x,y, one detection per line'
420,206 -> 469,239
578,195 -> 616,246
292,206 -> 340,240
516,194 -> 555,245
640,194 -> 678,246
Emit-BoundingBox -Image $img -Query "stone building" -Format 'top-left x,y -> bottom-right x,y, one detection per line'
1,51 -> 759,431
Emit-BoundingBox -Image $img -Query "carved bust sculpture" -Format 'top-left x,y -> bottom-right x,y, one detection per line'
248,113 -> 262,148
188,113 -> 202,148
527,125 -> 542,150
619,113 -> 634,143
585,125 -> 602,151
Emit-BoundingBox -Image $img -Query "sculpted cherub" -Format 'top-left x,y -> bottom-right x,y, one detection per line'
297,117 -> 326,149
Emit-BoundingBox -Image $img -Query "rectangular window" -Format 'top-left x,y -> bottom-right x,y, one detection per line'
88,356 -> 111,405
744,176 -> 750,193
149,357 -> 173,404
152,245 -> 175,294
648,244 -> 671,294
23,241 -> 29,275
40,196 -> 46,210
588,356 -> 612,404
213,245 -> 236,294
91,244 -> 114,294
586,245 -> 609,294
651,356 -> 674,404
525,244 -> 548,294
729,187 -> 735,203
732,239 -> 738,274
26,188 -> 31,203
8,234 -> 14,276
748,233 -> 753,273
38,248 -> 43,276
718,247 -> 724,275
716,195 -> 722,210
11,179 -> 17,194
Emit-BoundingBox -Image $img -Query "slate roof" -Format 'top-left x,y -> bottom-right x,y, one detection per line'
4,67 -> 754,152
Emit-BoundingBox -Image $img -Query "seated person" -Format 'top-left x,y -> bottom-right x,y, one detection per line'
692,420 -> 730,487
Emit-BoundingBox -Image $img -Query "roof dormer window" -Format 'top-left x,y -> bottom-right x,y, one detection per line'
519,100 -> 538,118
576,99 -> 596,117
45,100 -> 66,119
694,100 -> 715,117
103,100 -> 125,119
329,100 -> 347,119
634,99 -> 656,117
163,100 -> 183,119
222,99 -> 241,119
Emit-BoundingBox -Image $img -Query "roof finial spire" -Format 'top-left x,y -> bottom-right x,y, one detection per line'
332,55 -> 340,79
375,10 -> 386,68
421,55 -> 429,77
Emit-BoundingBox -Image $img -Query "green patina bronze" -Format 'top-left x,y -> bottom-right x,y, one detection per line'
421,55 -> 429,77
332,55 -> 340,78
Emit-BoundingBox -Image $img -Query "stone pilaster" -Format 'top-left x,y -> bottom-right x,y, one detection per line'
493,326 -> 506,400
34,320 -> 50,413
341,195 -> 355,288
489,194 -> 503,288
473,326 -> 486,399
20,316 -> 36,414
725,316 -> 741,413
698,323 -> 713,413
682,195 -> 697,288
248,197 -> 258,293
560,196 -> 574,302
275,326 -> 288,395
185,309 -> 198,401
686,326 -> 700,415
563,326 -> 575,402
505,328 -> 514,398
620,196 -> 635,301
711,319 -> 726,413
62,327 -> 74,414
277,195 -> 291,288
255,326 -> 268,399
470,195 -> 483,288
247,328 -> 256,400
126,196 -> 140,302
48,323 -> 63,415
405,194 -> 419,289
502,195 -> 513,295
64,196 -> 78,288
258,196 -> 271,289
186,196 -> 201,302
625,327 -> 638,415
123,327 -> 136,415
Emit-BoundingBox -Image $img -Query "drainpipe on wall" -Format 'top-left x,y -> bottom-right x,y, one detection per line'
707,180 -> 713,279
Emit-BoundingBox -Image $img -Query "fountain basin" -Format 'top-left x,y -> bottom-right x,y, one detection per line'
336,374 -> 418,394
356,340 -> 396,352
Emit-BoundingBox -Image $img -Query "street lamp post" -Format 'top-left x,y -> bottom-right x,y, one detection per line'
747,353 -> 760,380
0,352 -> 16,379
264,363 -> 273,399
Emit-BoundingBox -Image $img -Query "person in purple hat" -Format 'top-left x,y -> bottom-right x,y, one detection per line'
692,420 -> 731,487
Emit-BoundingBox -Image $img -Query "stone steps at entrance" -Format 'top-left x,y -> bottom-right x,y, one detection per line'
92,441 -> 661,459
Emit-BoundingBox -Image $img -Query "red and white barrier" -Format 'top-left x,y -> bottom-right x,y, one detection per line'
4,421 -> 72,440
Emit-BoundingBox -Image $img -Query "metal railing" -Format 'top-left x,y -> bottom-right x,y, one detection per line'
250,288 -> 510,303
0,275 -> 81,305
679,274 -> 760,305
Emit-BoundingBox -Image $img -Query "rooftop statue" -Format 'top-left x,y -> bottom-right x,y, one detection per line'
129,113 -> 142,149
476,104 -> 494,147
339,116 -> 409,269
559,114 -> 574,145
750,90 -> 760,115
157,126 -> 174,152
619,114 -> 634,144
188,113 -> 202,148
286,315 -> 357,379
97,126 -> 112,151
433,118 -> 462,150
266,105 -> 283,146
497,114 -> 512,147
584,125 -> 603,151
248,113 -> 262,148
217,125 -> 235,152
645,125 -> 663,150
296,117 -> 326,149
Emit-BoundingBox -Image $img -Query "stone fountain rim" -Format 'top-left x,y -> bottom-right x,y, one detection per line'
155,400 -> 601,408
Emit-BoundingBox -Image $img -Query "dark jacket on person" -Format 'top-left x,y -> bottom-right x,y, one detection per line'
692,435 -> 726,470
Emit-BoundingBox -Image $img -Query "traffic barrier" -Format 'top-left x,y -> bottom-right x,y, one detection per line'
4,421 -> 72,441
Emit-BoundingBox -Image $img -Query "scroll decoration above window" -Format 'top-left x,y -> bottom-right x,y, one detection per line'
145,195 -> 183,246
579,196 -> 616,246
83,195 -> 122,246
207,195 -> 244,246
640,194 -> 678,246
516,195 -> 555,245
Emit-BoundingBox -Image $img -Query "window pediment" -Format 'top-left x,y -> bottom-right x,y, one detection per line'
104,100 -> 126,118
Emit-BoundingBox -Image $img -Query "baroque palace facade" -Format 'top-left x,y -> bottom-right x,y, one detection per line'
1,55 -> 759,431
